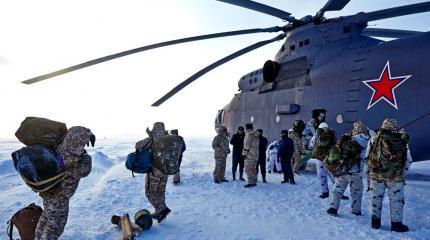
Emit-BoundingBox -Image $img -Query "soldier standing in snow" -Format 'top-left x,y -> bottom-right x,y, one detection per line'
351,121 -> 372,191
171,129 -> 186,185
366,118 -> 412,232
256,129 -> 268,183
290,120 -> 306,174
310,122 -> 337,198
136,122 -> 171,223
278,130 -> 295,184
326,133 -> 363,217
266,140 -> 282,173
242,123 -> 259,188
302,117 -> 318,150
230,126 -> 245,181
212,125 -> 230,183
35,127 -> 95,240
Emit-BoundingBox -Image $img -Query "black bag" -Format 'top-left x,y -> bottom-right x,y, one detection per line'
12,145 -> 64,192
7,203 -> 43,240
15,117 -> 67,147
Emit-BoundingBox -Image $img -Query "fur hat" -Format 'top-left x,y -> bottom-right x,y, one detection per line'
381,118 -> 398,131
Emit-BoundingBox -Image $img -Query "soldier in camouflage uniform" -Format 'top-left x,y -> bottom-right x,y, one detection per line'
242,123 -> 259,188
35,126 -> 95,240
366,118 -> 413,232
212,125 -> 230,183
171,129 -> 186,185
136,122 -> 171,223
290,121 -> 306,173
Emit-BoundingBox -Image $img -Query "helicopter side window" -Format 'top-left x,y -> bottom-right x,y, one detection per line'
304,39 -> 310,45
276,57 -> 311,90
299,41 -> 304,47
290,45 -> 296,51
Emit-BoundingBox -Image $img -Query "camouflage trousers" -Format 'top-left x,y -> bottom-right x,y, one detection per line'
330,173 -> 363,213
316,160 -> 334,194
213,156 -> 227,181
291,153 -> 301,172
173,170 -> 180,183
245,158 -> 258,185
370,179 -> 405,222
145,168 -> 168,215
35,195 -> 70,240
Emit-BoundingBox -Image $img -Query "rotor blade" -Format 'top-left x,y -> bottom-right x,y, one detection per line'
367,1 -> 430,22
363,28 -> 423,38
320,0 -> 351,12
22,26 -> 283,85
217,0 -> 294,21
152,34 -> 286,107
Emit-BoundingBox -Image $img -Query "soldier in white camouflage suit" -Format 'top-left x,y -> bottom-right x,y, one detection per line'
212,125 -> 230,183
35,126 -> 95,240
242,123 -> 259,188
366,118 -> 413,232
136,122 -> 171,223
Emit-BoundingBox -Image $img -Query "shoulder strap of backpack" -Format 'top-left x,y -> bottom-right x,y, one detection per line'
7,220 -> 13,240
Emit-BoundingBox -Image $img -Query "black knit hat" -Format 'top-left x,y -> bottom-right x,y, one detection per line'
245,123 -> 253,130
281,129 -> 289,136
257,129 -> 263,134
238,126 -> 244,131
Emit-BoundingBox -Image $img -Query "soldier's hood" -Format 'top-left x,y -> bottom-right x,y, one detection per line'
58,126 -> 93,156
352,121 -> 368,136
381,118 -> 398,131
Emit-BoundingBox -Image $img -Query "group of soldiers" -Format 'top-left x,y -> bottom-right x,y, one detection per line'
28,116 -> 412,239
212,117 -> 413,233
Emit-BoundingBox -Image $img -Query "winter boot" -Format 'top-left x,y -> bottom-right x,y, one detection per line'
289,180 -> 296,185
391,222 -> 409,232
221,179 -> 229,182
351,211 -> 362,216
319,192 -> 329,199
371,217 -> 381,229
157,207 -> 171,223
244,184 -> 257,188
239,176 -> 245,181
341,195 -> 349,200
233,173 -> 236,181
326,208 -> 338,216
281,180 -> 289,184
263,178 -> 267,183
214,180 -> 220,184
173,180 -> 180,185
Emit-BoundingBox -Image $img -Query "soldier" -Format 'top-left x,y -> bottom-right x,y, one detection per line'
290,120 -> 306,174
212,125 -> 231,183
278,130 -> 295,184
35,126 -> 95,240
256,129 -> 268,183
266,140 -> 282,173
170,129 -> 186,185
242,123 -> 259,188
136,122 -> 171,223
326,134 -> 363,217
302,117 -> 318,150
310,122 -> 337,198
230,126 -> 245,181
366,119 -> 412,232
351,121 -> 371,191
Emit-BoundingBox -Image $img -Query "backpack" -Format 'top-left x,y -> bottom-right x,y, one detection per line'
15,117 -> 67,148
324,135 -> 362,177
312,128 -> 336,160
368,129 -> 409,179
125,148 -> 153,176
11,145 -> 64,193
151,135 -> 184,175
7,203 -> 43,240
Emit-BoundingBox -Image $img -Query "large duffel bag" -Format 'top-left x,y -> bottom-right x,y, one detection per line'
125,148 -> 153,176
151,135 -> 184,175
12,145 -> 64,193
7,203 -> 43,240
15,117 -> 67,147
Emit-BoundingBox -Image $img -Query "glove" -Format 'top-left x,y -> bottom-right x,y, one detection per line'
90,134 -> 96,147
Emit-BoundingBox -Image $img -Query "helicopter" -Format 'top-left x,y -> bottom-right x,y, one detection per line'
21,0 -> 430,160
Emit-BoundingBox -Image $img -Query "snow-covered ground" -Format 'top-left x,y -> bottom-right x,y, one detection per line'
1,139 -> 429,240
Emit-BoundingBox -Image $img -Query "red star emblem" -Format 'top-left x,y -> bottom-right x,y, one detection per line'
362,61 -> 411,110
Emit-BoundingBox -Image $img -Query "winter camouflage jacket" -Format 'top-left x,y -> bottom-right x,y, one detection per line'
290,132 -> 303,161
41,126 -> 93,199
212,133 -> 230,158
242,130 -> 259,161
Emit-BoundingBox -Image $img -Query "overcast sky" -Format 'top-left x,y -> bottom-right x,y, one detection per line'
0,0 -> 428,139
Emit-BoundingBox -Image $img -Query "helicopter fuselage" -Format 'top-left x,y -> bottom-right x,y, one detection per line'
218,13 -> 430,161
